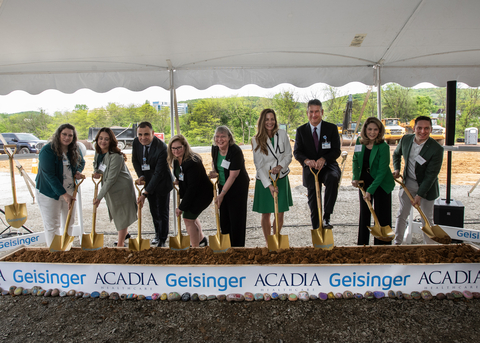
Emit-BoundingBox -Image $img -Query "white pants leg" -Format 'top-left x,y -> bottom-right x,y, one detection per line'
394,178 -> 436,245
36,190 -> 76,247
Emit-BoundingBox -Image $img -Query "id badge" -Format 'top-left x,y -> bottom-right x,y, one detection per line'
221,159 -> 231,169
99,163 -> 106,172
322,142 -> 331,149
415,155 -> 426,165
142,164 -> 151,171
179,173 -> 184,181
354,144 -> 362,152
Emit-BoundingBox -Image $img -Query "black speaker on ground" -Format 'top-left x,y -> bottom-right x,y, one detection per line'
434,198 -> 464,243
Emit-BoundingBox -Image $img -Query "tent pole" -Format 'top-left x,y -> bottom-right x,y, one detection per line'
168,61 -> 177,238
376,65 -> 382,120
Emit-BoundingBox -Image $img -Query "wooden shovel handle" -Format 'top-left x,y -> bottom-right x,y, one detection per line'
356,181 -> 381,225
269,171 -> 280,237
310,167 -> 323,230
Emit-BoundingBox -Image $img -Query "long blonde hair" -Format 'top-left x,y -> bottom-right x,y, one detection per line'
253,108 -> 279,155
167,134 -> 201,166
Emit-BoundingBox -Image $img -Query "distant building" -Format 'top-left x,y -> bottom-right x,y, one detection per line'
152,101 -> 188,115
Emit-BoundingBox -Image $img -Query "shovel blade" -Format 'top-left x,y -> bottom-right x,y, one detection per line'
81,233 -> 104,251
422,225 -> 452,244
312,228 -> 334,250
128,237 -> 150,251
49,234 -> 74,252
169,235 -> 190,251
379,225 -> 395,242
209,233 -> 231,253
267,234 -> 289,251
5,203 -> 27,228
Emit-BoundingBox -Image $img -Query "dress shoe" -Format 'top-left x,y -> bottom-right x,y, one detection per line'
323,219 -> 333,229
114,233 -> 131,247
157,240 -> 167,248
151,237 -> 160,245
199,237 -> 208,247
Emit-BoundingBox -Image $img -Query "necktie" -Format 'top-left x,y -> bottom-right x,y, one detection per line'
144,146 -> 149,162
313,127 -> 319,152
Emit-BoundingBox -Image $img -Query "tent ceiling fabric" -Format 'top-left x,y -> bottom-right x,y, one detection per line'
1,0 -> 479,95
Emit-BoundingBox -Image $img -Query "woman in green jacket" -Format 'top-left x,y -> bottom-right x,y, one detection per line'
93,128 -> 137,247
35,123 -> 85,247
352,117 -> 395,245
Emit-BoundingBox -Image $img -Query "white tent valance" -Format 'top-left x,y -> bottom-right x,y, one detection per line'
1,0 -> 480,95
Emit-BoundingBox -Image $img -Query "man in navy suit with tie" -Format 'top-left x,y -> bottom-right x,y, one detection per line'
294,99 -> 341,230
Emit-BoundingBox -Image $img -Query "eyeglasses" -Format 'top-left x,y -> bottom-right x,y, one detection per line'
171,146 -> 184,151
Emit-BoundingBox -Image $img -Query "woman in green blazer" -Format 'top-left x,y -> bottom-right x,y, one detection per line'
93,128 -> 137,247
352,117 -> 395,245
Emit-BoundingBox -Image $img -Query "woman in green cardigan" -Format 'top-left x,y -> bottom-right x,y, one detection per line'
35,123 -> 85,247
93,128 -> 137,247
351,117 -> 395,245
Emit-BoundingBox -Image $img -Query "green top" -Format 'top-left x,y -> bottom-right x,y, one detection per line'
97,152 -> 106,166
217,152 -> 226,186
352,138 -> 394,194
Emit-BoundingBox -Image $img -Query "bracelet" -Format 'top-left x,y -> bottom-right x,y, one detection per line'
142,192 -> 148,198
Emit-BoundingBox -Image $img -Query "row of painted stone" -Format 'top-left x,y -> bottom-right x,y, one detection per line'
2,286 -> 479,301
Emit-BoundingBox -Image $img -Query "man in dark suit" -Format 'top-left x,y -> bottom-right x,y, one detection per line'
132,122 -> 173,247
294,99 -> 341,230
393,116 -> 443,244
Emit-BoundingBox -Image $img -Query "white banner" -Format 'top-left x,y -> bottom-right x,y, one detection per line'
441,226 -> 480,243
1,261 -> 479,296
0,232 -> 45,252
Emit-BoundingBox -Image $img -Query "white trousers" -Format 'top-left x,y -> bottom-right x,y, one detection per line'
36,189 -> 76,247
394,177 -> 437,245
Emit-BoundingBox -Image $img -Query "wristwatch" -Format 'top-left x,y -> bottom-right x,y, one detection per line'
142,192 -> 148,198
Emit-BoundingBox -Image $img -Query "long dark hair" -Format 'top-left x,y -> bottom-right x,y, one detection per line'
94,127 -> 126,161
253,108 -> 279,155
50,123 -> 81,167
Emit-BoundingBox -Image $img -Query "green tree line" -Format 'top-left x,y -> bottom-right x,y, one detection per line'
1,85 -> 479,145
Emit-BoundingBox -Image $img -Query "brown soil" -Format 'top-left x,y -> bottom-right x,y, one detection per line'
5,244 -> 480,265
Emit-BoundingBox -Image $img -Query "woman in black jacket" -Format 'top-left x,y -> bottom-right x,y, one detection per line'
167,135 -> 213,247
209,126 -> 250,247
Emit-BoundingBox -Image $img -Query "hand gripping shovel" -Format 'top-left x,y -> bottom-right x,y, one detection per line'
4,145 -> 27,228
81,175 -> 104,250
169,185 -> 190,250
49,178 -> 84,252
394,177 -> 451,244
129,184 -> 151,251
356,181 -> 395,242
267,171 -> 289,251
209,178 -> 231,253
310,167 -> 334,249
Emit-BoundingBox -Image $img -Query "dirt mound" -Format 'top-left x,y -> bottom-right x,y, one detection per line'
5,244 -> 479,265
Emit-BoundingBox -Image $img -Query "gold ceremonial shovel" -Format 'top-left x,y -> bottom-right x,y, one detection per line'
169,185 -> 190,251
50,178 -> 84,252
267,171 -> 289,251
4,145 -> 27,228
209,178 -> 231,253
81,175 -> 104,251
129,184 -> 151,251
356,181 -> 395,242
394,177 -> 451,244
310,167 -> 334,249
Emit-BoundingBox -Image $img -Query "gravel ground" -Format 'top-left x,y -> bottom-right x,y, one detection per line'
1,172 -> 480,342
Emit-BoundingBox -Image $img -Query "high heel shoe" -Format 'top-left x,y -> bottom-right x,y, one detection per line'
199,236 -> 208,247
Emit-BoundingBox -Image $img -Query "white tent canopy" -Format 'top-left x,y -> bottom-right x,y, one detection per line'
1,0 -> 480,95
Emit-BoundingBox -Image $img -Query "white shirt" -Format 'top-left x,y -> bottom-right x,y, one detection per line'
407,139 -> 426,180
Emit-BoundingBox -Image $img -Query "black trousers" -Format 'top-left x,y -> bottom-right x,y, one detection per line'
307,167 -> 340,230
219,184 -> 248,247
357,184 -> 392,246
147,191 -> 170,242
